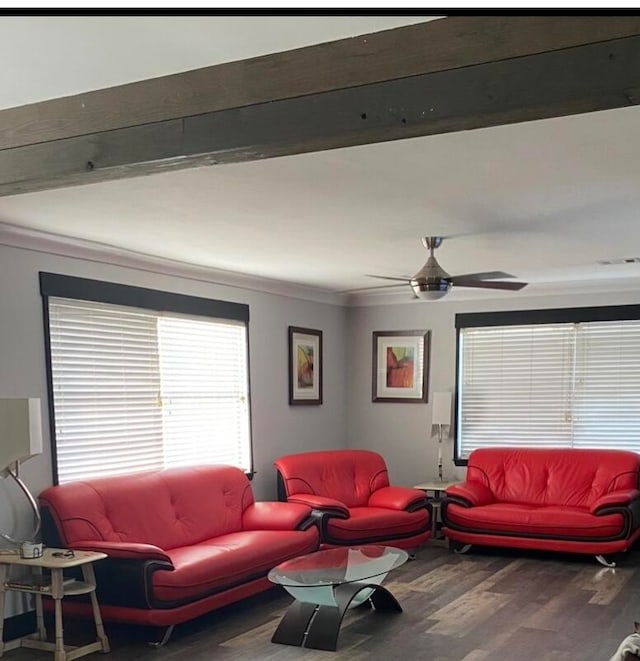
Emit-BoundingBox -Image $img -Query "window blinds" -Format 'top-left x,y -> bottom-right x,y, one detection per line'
457,319 -> 640,459
48,297 -> 251,483
458,323 -> 575,457
573,320 -> 640,452
157,316 -> 250,470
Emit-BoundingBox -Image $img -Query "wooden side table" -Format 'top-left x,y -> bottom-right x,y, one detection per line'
413,480 -> 459,542
0,548 -> 110,661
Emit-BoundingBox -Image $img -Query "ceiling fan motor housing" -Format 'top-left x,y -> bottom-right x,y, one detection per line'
410,277 -> 451,300
411,253 -> 452,299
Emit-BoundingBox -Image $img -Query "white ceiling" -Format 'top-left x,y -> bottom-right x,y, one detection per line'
0,15 -> 433,109
1,15 -> 640,304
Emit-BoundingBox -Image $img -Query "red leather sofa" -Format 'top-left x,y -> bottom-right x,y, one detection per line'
442,448 -> 640,565
274,449 -> 431,551
38,465 -> 319,640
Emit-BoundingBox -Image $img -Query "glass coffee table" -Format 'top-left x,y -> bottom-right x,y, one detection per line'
268,545 -> 408,651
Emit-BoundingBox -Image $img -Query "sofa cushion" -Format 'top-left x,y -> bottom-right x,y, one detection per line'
446,502 -> 624,539
467,448 -> 640,508
327,506 -> 429,543
40,465 -> 255,550
154,529 -> 319,603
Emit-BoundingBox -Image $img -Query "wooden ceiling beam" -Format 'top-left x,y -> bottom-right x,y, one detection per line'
1,15 -> 640,197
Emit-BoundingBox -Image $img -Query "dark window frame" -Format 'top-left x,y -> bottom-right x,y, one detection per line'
454,304 -> 640,466
39,272 -> 253,484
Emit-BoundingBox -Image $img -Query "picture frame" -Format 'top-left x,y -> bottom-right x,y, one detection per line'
288,326 -> 323,405
372,330 -> 430,403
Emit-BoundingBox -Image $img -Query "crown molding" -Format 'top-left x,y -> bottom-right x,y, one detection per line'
0,222 -> 348,307
3,221 -> 637,310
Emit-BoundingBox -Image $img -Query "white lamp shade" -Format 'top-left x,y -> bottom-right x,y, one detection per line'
432,391 -> 452,426
0,398 -> 43,470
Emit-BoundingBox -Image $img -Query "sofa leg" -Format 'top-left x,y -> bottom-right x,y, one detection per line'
449,540 -> 471,554
148,625 -> 175,648
595,554 -> 617,568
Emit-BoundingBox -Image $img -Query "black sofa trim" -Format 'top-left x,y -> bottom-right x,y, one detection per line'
149,569 -> 274,610
441,497 -> 640,544
62,559 -> 273,611
313,502 -> 433,547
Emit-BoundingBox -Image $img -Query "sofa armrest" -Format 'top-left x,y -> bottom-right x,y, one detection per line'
242,501 -> 314,530
70,540 -> 173,565
590,489 -> 640,515
445,481 -> 494,507
367,486 -> 428,512
68,541 -> 174,610
287,494 -> 350,518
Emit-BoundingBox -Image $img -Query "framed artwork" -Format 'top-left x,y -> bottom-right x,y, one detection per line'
372,330 -> 430,403
288,326 -> 323,405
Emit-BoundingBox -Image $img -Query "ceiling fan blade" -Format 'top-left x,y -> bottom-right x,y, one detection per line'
340,283 -> 408,294
452,278 -> 527,291
449,271 -> 515,282
364,274 -> 412,282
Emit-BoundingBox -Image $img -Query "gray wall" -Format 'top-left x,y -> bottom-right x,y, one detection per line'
347,288 -> 640,488
4,234 -> 640,617
0,241 -> 348,550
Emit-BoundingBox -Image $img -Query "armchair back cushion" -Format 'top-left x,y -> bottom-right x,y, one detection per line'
467,448 -> 639,508
275,449 -> 389,507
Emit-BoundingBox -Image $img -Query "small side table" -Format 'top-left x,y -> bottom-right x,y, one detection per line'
413,480 -> 459,542
0,548 -> 110,661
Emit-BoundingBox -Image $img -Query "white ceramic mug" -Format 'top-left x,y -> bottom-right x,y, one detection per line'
20,542 -> 43,559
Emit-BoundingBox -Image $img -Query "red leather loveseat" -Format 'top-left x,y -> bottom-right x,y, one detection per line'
38,465 -> 319,640
274,449 -> 431,551
442,448 -> 640,565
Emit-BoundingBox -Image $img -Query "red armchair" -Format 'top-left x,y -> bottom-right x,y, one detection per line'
274,449 -> 431,551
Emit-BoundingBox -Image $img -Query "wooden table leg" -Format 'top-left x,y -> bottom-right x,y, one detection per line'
35,592 -> 47,641
51,569 -> 66,661
53,596 -> 66,661
81,564 -> 109,652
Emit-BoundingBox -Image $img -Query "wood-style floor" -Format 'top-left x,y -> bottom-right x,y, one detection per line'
6,543 -> 640,660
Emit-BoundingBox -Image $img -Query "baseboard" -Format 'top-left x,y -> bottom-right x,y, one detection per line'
3,610 -> 36,641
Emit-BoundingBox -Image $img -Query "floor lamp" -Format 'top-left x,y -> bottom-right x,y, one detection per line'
0,398 -> 43,553
431,392 -> 452,482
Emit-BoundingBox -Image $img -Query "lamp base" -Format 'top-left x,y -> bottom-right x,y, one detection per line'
437,424 -> 444,482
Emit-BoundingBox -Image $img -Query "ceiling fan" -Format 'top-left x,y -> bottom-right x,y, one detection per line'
357,236 -> 528,300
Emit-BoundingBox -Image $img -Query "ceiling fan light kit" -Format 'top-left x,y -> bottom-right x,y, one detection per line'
363,236 -> 528,301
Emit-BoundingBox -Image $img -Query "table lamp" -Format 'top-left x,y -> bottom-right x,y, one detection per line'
431,392 -> 452,482
0,398 -> 43,548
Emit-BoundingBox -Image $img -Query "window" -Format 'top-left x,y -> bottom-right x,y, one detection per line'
455,305 -> 640,463
41,273 -> 251,484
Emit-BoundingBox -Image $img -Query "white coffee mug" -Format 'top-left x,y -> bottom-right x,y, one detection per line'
20,542 -> 43,559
